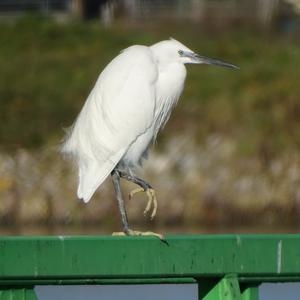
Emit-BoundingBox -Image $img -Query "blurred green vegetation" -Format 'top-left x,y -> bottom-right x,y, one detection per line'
0,16 -> 300,163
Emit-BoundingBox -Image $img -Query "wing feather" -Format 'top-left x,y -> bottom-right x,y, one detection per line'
62,46 -> 158,202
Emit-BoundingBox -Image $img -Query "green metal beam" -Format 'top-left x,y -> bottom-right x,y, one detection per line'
0,234 -> 299,282
241,286 -> 259,300
199,275 -> 241,300
0,288 -> 37,300
0,278 -> 197,286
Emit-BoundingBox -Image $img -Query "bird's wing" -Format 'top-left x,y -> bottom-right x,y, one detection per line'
62,46 -> 158,202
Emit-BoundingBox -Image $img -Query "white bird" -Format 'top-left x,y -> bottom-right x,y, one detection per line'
62,38 -> 238,238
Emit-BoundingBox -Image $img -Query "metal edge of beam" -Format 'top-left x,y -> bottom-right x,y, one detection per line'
0,234 -> 299,280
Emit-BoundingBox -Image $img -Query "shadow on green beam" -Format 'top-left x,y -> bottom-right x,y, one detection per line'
0,278 -> 197,286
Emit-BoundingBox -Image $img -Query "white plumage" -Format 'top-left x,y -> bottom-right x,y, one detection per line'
62,38 -> 237,206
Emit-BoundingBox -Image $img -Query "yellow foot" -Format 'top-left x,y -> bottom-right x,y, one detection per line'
112,229 -> 164,240
129,187 -> 157,219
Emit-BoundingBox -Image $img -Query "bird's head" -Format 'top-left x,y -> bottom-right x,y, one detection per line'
151,38 -> 238,69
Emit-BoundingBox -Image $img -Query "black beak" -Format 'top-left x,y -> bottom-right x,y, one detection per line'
194,54 -> 239,69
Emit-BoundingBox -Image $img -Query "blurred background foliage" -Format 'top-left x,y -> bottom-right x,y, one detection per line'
1,0 -> 300,234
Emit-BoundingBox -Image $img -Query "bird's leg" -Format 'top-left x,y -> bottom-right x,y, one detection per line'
111,169 -> 130,233
118,171 -> 158,220
111,170 -> 164,240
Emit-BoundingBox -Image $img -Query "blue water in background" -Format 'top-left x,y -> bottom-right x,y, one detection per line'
35,283 -> 300,300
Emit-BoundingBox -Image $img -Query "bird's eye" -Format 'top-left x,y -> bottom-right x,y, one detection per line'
178,50 -> 184,56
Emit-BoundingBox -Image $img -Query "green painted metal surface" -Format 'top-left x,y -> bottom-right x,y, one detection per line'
201,276 -> 241,300
0,278 -> 197,286
0,234 -> 299,283
241,286 -> 259,300
0,234 -> 299,300
0,288 -> 37,300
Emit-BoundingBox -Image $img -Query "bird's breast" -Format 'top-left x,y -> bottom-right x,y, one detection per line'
156,63 -> 186,97
154,63 -> 186,131
119,63 -> 187,171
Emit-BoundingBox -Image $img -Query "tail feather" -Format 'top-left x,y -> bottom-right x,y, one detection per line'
77,150 -> 125,203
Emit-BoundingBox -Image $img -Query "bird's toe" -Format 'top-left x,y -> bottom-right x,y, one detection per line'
125,229 -> 165,240
129,187 -> 144,200
129,187 -> 158,219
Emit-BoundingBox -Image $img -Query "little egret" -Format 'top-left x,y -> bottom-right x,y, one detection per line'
62,38 -> 238,238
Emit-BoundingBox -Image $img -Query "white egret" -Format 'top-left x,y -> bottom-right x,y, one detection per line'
62,38 -> 238,238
